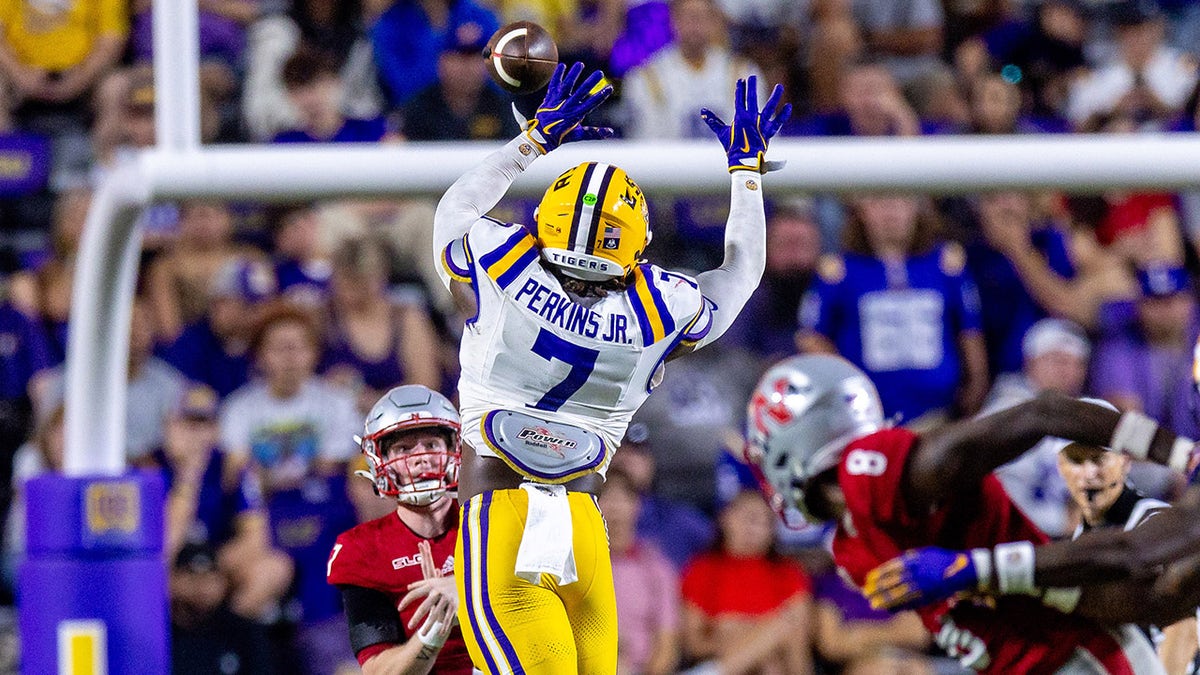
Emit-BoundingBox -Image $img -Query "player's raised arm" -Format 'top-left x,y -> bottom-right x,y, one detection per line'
904,393 -> 1186,511
685,76 -> 791,351
431,62 -> 614,286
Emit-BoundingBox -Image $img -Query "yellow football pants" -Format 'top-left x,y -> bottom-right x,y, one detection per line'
456,489 -> 618,674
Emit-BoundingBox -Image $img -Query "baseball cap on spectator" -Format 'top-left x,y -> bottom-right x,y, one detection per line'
210,258 -> 277,303
174,540 -> 219,574
1136,264 -> 1189,298
174,384 -> 219,421
1022,318 -> 1092,361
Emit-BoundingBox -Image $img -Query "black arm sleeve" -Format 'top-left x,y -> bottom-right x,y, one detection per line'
339,584 -> 404,655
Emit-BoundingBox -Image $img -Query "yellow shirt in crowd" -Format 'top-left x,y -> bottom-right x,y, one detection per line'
0,0 -> 128,72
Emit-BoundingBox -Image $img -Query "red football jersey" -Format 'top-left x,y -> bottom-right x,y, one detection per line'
832,428 -> 1154,675
327,507 -> 473,674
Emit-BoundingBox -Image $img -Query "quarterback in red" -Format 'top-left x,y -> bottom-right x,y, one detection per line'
327,385 -> 473,674
745,355 -> 1184,674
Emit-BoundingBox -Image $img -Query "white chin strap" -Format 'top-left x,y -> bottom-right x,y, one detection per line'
396,479 -> 446,506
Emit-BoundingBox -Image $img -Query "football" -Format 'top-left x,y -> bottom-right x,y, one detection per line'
484,21 -> 559,95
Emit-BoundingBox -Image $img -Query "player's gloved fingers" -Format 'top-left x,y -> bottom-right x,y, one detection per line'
761,82 -> 783,118
566,125 -> 615,143
699,108 -> 726,136
571,70 -> 607,101
561,61 -> 585,95
734,78 -> 746,114
764,102 -> 792,139
576,85 -> 614,115
543,62 -> 566,100
746,75 -> 759,117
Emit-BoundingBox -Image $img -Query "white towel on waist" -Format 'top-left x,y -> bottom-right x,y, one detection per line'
514,482 -> 577,585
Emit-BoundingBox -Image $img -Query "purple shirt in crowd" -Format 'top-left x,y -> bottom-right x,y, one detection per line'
1090,300 -> 1200,438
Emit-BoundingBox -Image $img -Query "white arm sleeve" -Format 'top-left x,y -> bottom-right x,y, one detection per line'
432,134 -> 542,289
693,170 -> 766,349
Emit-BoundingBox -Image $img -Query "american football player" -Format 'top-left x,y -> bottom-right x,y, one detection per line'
327,385 -> 472,674
745,354 -> 1195,673
432,62 -> 789,673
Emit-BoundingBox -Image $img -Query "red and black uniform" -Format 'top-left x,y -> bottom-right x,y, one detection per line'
832,428 -> 1159,675
326,507 -> 473,672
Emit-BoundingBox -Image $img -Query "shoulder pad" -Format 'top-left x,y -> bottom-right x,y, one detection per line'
817,255 -> 846,284
939,242 -> 966,276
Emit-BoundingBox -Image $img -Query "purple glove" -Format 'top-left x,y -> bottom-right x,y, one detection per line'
864,546 -> 981,612
700,75 -> 791,174
523,61 -> 615,154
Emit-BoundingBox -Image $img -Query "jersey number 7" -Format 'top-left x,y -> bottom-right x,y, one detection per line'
528,329 -> 600,412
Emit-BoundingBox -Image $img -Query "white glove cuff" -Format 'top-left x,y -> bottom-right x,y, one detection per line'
1111,411 -> 1158,460
970,548 -> 994,590
993,541 -> 1036,595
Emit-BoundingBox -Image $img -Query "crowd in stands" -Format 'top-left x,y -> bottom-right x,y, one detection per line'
1,0 -> 1200,671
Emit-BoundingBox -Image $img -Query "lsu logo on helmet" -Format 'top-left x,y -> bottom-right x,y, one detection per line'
535,162 -> 651,281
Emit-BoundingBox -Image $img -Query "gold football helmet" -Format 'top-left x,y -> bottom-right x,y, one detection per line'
534,162 -> 651,281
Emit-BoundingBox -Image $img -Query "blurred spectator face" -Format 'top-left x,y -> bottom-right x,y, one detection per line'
854,194 -> 920,253
1138,292 -> 1191,341
288,72 -> 342,129
170,559 -> 228,621
718,491 -> 776,558
597,472 -> 641,550
257,318 -> 319,394
331,244 -> 388,310
124,73 -> 157,148
1057,442 -> 1130,521
164,386 -> 220,462
438,49 -> 487,100
1040,1 -> 1086,45
1027,350 -> 1088,395
841,64 -> 900,131
1117,20 -> 1165,70
979,190 -> 1032,232
1022,318 -> 1091,395
765,209 -> 820,276
165,414 -> 218,463
179,201 -> 233,248
671,0 -> 724,55
972,76 -> 1021,134
275,207 -> 321,262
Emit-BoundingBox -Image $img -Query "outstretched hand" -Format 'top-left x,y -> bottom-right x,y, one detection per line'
700,75 -> 791,174
523,62 -> 615,154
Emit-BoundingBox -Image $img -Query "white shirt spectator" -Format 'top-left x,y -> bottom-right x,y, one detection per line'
220,378 -> 359,487
622,45 -> 763,140
1067,46 -> 1198,125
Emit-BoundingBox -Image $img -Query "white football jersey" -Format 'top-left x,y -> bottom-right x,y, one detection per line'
442,217 -> 713,467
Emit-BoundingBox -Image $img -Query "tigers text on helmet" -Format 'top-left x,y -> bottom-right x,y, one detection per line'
746,355 -> 884,521
535,162 -> 650,282
357,385 -> 461,506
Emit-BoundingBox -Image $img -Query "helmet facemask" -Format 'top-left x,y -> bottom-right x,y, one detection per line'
358,426 -> 460,507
